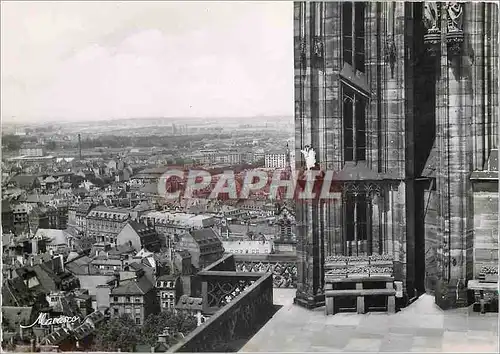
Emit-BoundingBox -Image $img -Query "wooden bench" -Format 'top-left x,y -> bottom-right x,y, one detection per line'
325,276 -> 396,315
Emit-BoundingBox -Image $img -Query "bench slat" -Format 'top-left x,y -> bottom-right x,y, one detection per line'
325,276 -> 394,283
325,289 -> 396,297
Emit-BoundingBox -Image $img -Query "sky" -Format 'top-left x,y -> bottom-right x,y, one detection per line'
1,1 -> 293,123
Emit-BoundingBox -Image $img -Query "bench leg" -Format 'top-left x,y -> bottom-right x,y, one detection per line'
325,284 -> 334,315
356,283 -> 364,314
480,290 -> 485,314
357,296 -> 365,314
326,296 -> 334,315
387,296 -> 396,314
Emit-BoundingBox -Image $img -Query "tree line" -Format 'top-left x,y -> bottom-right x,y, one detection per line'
90,310 -> 197,352
1,133 -> 234,152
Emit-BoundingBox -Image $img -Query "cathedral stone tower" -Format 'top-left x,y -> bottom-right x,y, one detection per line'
294,1 -> 498,309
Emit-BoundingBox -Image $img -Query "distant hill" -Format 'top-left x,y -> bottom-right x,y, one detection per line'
2,115 -> 293,128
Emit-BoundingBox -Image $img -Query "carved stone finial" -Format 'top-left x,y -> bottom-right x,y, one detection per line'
446,31 -> 464,56
423,2 -> 441,32
445,2 -> 464,57
299,39 -> 306,58
313,37 -> 324,60
423,2 -> 442,57
299,39 -> 307,67
446,2 -> 463,33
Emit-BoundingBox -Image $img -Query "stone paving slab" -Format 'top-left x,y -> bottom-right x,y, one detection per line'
239,289 -> 499,353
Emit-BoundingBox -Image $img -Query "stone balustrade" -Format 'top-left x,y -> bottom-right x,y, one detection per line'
233,253 -> 298,288
169,254 -> 274,352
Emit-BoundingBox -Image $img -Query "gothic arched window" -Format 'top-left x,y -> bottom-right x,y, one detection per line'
341,2 -> 368,163
342,183 -> 386,256
342,2 -> 365,73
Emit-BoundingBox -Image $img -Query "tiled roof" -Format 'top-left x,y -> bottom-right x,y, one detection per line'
175,295 -> 202,311
134,166 -> 170,176
73,308 -> 107,340
11,174 -> 38,188
2,278 -> 33,307
34,229 -> 68,245
139,183 -> 158,194
43,176 -> 58,183
91,258 -> 123,266
128,220 -> 156,237
76,202 -> 93,213
34,264 -> 62,291
189,228 -> 222,245
64,226 -> 83,237
128,262 -> 148,271
134,201 -> 153,211
73,187 -> 89,195
2,199 -> 12,213
65,260 -> 100,276
52,296 -> 80,317
41,327 -> 71,345
87,206 -> 130,220
73,322 -> 95,341
111,276 -> 154,295
1,306 -> 33,329
108,243 -> 136,256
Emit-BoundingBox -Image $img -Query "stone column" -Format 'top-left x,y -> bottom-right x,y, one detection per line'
294,1 -> 325,309
435,2 -> 474,309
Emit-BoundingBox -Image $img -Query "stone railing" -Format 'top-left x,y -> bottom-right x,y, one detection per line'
169,254 -> 274,352
478,265 -> 499,283
324,255 -> 394,278
233,254 -> 297,288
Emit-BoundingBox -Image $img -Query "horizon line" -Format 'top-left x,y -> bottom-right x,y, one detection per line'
2,114 -> 294,125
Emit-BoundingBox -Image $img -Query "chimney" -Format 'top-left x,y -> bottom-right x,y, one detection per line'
78,134 -> 82,161
59,254 -> 65,272
32,239 -> 38,255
